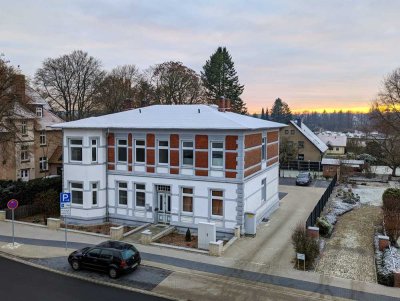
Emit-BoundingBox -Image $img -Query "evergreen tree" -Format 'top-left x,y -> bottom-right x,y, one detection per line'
201,47 -> 246,114
261,108 -> 266,120
265,107 -> 270,120
270,98 -> 292,124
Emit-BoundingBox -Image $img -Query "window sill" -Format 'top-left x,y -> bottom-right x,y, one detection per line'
181,212 -> 194,216
134,206 -> 146,211
118,204 -> 128,207
211,215 -> 223,220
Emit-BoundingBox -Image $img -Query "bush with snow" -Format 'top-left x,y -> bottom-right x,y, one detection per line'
374,232 -> 400,287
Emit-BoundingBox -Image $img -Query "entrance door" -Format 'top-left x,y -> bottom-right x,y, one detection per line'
157,192 -> 171,224
20,169 -> 29,182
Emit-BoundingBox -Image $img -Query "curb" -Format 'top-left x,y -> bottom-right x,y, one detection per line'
0,251 -> 181,301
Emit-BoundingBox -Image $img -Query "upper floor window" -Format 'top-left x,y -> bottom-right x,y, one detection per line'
21,121 -> 27,135
20,145 -> 29,162
40,131 -> 46,145
118,182 -> 128,206
135,183 -> 146,207
298,141 -> 304,148
69,139 -> 83,162
211,190 -> 223,216
262,137 -> 266,161
211,142 -> 224,168
39,156 -> 48,171
182,141 -> 194,166
36,106 -> 43,118
285,130 -> 289,135
91,138 -> 98,162
158,140 -> 169,164
70,182 -> 83,205
290,130 -> 295,135
135,140 -> 145,163
117,138 -> 127,163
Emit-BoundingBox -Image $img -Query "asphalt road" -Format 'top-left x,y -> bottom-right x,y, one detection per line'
0,256 -> 171,301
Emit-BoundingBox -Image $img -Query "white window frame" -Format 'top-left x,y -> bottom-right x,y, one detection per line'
262,137 -> 266,161
117,138 -> 128,163
21,120 -> 27,135
69,138 -> 83,163
91,182 -> 98,206
261,178 -> 267,202
181,187 -> 194,214
211,189 -> 224,218
134,139 -> 146,164
39,156 -> 48,171
135,183 -> 146,208
90,138 -> 98,163
20,145 -> 29,162
70,182 -> 83,205
158,140 -> 169,165
210,141 -> 224,169
36,106 -> 43,118
117,182 -> 128,206
40,130 -> 46,146
181,140 -> 194,167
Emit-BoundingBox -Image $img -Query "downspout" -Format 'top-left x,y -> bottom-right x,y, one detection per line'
105,128 -> 109,223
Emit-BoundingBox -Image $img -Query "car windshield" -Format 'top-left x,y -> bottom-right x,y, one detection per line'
298,173 -> 309,178
121,249 -> 136,260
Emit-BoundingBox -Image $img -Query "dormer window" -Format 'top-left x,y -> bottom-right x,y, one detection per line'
36,106 -> 43,118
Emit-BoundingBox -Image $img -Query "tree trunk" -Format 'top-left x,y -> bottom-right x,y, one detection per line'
392,166 -> 397,177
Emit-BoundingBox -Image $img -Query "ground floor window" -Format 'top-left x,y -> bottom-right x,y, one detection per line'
118,182 -> 128,205
70,182 -> 83,205
92,183 -> 98,206
135,184 -> 146,207
181,187 -> 193,213
211,190 -> 223,216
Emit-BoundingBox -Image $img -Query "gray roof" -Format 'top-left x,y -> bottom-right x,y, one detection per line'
321,158 -> 364,166
53,105 -> 287,130
290,120 -> 328,153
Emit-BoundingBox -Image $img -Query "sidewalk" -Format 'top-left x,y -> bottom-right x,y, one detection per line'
0,220 -> 399,300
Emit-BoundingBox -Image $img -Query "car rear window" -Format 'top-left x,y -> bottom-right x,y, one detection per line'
121,249 -> 136,260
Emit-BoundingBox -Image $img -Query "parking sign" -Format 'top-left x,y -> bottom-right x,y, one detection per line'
60,193 -> 71,216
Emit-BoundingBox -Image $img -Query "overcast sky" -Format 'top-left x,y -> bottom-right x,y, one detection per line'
1,0 -> 399,113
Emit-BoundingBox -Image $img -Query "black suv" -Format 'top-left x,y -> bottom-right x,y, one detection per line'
68,240 -> 141,278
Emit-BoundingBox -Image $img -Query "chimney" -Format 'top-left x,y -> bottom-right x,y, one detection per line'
13,74 -> 26,103
296,118 -> 302,128
217,96 -> 231,112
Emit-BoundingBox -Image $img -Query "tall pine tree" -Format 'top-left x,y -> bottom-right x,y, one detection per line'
201,47 -> 247,114
261,108 -> 266,120
265,107 -> 270,120
270,98 -> 292,124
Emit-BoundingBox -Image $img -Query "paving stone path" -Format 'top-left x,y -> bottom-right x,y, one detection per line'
316,206 -> 382,282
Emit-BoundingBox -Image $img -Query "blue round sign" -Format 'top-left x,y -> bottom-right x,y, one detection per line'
7,199 -> 18,210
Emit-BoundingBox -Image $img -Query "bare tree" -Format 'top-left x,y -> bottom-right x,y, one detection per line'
95,65 -> 141,114
149,61 -> 205,105
35,50 -> 105,121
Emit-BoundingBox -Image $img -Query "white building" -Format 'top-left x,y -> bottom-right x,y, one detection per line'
54,102 -> 285,236
317,132 -> 347,155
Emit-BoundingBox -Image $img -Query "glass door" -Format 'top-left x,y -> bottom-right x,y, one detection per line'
157,192 -> 171,224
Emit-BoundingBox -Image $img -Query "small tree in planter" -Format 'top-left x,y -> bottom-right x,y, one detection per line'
185,228 -> 192,242
291,223 -> 320,269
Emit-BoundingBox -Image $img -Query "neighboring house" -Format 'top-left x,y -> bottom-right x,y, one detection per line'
321,158 -> 364,178
280,119 -> 328,162
317,132 -> 347,155
0,75 -> 63,181
54,101 -> 286,235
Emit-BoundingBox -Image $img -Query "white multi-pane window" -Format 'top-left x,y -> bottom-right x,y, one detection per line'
118,182 -> 128,205
158,140 -> 169,164
69,139 -> 83,162
135,184 -> 146,207
70,183 -> 83,205
135,140 -> 145,163
21,121 -> 27,135
262,137 -> 266,161
91,138 -> 98,162
181,141 -> 194,166
20,145 -> 29,161
36,106 -> 43,118
117,139 -> 127,163
181,187 -> 193,213
92,183 -> 98,206
40,131 -> 46,145
261,178 -> 266,202
211,142 -> 224,168
39,157 -> 48,171
211,190 -> 223,216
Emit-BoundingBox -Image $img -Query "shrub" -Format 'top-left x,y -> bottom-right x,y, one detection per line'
185,228 -> 192,242
291,223 -> 320,269
33,189 -> 60,224
382,188 -> 400,245
316,217 -> 333,237
382,188 -> 400,212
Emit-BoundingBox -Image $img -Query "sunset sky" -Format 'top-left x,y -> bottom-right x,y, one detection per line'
1,0 -> 400,113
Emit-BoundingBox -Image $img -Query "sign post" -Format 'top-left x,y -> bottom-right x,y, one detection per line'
60,193 -> 71,251
297,253 -> 305,271
7,199 -> 19,246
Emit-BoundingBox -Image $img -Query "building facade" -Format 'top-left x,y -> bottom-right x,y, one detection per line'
55,104 -> 285,235
317,132 -> 347,156
0,75 -> 63,181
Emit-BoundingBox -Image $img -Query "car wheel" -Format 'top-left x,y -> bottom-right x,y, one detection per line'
109,267 -> 118,279
71,260 -> 80,271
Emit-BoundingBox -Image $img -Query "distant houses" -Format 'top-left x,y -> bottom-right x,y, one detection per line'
317,132 -> 347,156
